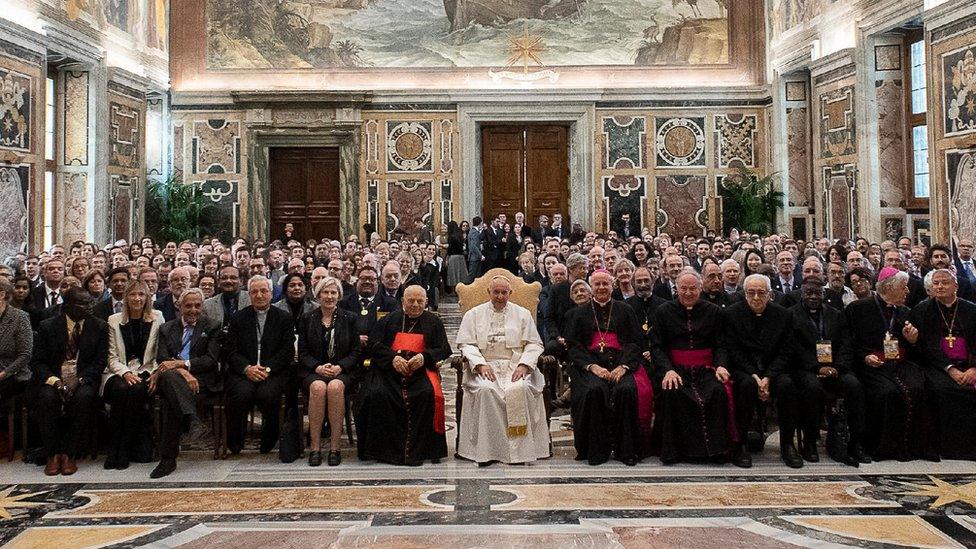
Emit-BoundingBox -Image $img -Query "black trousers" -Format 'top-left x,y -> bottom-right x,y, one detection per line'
33,383 -> 97,459
156,369 -> 200,460
794,370 -> 865,444
225,374 -> 287,452
103,375 -> 154,463
731,371 -> 797,447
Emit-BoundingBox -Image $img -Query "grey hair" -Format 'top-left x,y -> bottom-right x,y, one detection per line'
923,268 -> 957,291
566,252 -> 588,271
743,273 -> 772,291
247,275 -> 272,292
675,267 -> 702,286
314,276 -> 344,300
570,279 -> 592,294
614,258 -> 635,274
876,270 -> 909,297
178,287 -> 205,304
720,258 -> 739,272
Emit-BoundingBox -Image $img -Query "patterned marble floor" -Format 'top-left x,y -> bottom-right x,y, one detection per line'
2,299 -> 976,548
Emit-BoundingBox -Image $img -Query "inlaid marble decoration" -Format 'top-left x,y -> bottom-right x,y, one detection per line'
785,81 -> 807,102
819,85 -> 856,159
62,71 -> 89,166
103,0 -> 129,31
883,216 -> 905,241
109,102 -> 140,169
60,172 -> 88,243
387,121 -> 433,173
943,44 -> 976,137
440,179 -> 453,226
364,120 -> 380,175
0,164 -> 29,258
786,108 -> 811,207
602,116 -> 646,169
947,147 -> 976,239
877,79 -> 906,208
386,179 -> 432,237
439,120 -> 454,174
200,179 -> 240,241
655,117 -> 706,168
875,44 -> 902,72
110,176 -> 134,242
791,216 -> 808,240
0,68 -> 31,151
655,174 -> 707,236
172,123 -> 185,181
146,98 -> 165,177
603,175 -> 646,232
192,119 -> 241,175
714,114 -> 756,169
915,216 -> 932,246
822,164 -> 856,239
366,179 -> 379,231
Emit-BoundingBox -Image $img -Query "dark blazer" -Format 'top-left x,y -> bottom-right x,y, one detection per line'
31,284 -> 59,312
225,306 -> 295,377
616,221 -> 641,239
789,303 -> 854,375
770,275 -> 801,295
721,301 -> 792,378
297,308 -> 362,378
339,291 -> 400,336
467,227 -> 484,262
532,226 -> 549,244
154,293 -> 178,322
907,274 -> 927,308
31,314 -> 109,388
543,280 -> 573,342
652,279 -> 676,301
780,287 -> 845,311
547,225 -> 567,240
156,316 -> 223,392
93,297 -> 124,322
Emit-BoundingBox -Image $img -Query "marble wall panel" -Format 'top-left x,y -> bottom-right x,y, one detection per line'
366,179 -> 379,232
0,165 -> 29,258
883,216 -> 905,241
655,175 -> 707,237
877,79 -> 907,208
947,147 -> 976,240
387,121 -> 433,173
602,116 -> 646,169
62,71 -> 89,166
386,179 -> 432,238
199,179 -> 240,241
943,44 -> 976,137
192,119 -> 241,175
603,175 -> 647,231
439,120 -> 454,174
146,98 -> 165,178
60,172 -> 88,244
819,85 -> 856,159
111,176 -> 134,243
440,179 -> 453,228
655,117 -> 706,168
787,108 -> 811,207
109,101 -> 141,169
0,68 -> 31,152
875,44 -> 902,72
822,165 -> 856,240
172,123 -> 185,181
786,81 -> 807,102
714,114 -> 757,169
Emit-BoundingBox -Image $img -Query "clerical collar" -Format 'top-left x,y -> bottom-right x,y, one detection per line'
593,298 -> 612,308
937,298 -> 958,310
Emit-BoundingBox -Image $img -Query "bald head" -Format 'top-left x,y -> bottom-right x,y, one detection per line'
402,284 -> 427,318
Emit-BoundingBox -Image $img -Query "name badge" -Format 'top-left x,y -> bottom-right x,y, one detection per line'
377,311 -> 388,320
816,340 -> 833,364
883,334 -> 900,360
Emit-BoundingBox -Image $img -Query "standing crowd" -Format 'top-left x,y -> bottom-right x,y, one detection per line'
1,213 -> 975,477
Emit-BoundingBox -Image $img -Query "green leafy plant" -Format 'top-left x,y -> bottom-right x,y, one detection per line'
720,169 -> 785,235
145,177 -> 215,242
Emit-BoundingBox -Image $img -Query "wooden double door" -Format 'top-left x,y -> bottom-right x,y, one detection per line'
269,147 -> 340,242
481,124 -> 569,225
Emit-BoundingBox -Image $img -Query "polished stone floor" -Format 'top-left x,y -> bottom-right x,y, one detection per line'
2,300 -> 976,548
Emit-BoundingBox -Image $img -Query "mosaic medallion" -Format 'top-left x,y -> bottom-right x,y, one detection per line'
655,117 -> 705,168
387,121 -> 433,173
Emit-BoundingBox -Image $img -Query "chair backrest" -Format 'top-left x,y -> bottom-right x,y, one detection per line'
455,268 -> 541,322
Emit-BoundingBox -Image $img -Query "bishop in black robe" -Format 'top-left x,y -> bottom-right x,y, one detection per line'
355,288 -> 452,466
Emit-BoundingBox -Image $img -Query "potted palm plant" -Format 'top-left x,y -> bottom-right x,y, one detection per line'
720,169 -> 785,235
145,176 -> 215,242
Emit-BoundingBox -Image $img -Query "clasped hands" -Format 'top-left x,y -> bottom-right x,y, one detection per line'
948,366 -> 976,387
476,363 -> 530,383
315,363 -> 343,379
588,364 -> 629,384
393,354 -> 424,376
662,366 -> 730,390
150,360 -> 199,393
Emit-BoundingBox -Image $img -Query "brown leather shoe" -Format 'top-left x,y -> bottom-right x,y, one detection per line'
61,455 -> 78,475
44,454 -> 62,476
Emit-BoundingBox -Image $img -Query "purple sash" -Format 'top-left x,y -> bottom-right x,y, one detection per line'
669,349 -> 740,444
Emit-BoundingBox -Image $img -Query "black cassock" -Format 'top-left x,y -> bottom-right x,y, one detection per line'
565,299 -> 647,465
909,298 -> 976,460
651,300 -> 733,462
355,310 -> 452,465
847,296 -> 935,460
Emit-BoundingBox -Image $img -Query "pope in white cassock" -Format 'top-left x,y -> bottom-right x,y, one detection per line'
456,276 -> 551,464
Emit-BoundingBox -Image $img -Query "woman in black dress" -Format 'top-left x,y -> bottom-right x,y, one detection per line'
298,276 -> 361,466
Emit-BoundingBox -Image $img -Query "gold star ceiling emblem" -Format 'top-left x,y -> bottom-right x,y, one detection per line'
505,25 -> 546,74
899,476 -> 976,509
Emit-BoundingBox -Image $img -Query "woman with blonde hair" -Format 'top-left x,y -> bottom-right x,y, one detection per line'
102,279 -> 165,469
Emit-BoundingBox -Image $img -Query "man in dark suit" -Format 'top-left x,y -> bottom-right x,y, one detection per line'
928,244 -> 975,302
482,217 -> 502,271
31,287 -> 108,476
379,260 -> 404,301
533,214 -> 550,245
653,254 -> 685,301
770,250 -> 799,295
616,213 -> 641,240
155,266 -> 191,322
547,213 -> 567,240
93,267 -> 130,321
543,253 -> 588,358
31,258 -> 65,311
150,287 -> 221,478
339,266 -> 399,347
467,216 -> 484,280
224,275 -> 295,454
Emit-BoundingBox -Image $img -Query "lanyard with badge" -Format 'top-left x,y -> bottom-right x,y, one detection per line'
876,298 -> 901,360
811,311 -> 832,364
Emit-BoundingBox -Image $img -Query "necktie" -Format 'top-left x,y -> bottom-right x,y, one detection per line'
114,301 -> 123,314
67,323 -> 81,360
49,291 -> 58,307
361,297 -> 369,310
783,280 -> 791,293
179,324 -> 194,360
965,262 -> 975,282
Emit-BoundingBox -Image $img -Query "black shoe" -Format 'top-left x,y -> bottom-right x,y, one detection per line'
622,457 -> 637,467
478,460 -> 497,467
732,445 -> 752,468
850,443 -> 871,464
103,458 -> 117,470
115,460 -> 130,471
781,444 -> 804,469
183,419 -> 211,446
801,443 -> 819,463
150,459 -> 177,479
259,441 -> 276,455
308,451 -> 322,467
327,451 -> 341,466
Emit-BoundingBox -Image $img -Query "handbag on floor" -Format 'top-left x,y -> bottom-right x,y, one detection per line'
279,407 -> 304,463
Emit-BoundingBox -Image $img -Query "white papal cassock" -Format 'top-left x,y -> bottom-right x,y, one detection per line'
456,301 -> 550,463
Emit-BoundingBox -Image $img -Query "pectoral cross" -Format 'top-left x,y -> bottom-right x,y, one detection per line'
946,334 -> 957,349
599,338 -> 606,353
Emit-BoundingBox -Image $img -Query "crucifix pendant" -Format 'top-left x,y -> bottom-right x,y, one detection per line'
947,334 -> 957,349
599,339 -> 606,353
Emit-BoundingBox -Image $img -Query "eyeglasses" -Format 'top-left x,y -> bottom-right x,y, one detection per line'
745,290 -> 769,297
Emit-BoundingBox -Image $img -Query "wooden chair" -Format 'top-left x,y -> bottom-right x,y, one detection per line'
450,268 -> 555,452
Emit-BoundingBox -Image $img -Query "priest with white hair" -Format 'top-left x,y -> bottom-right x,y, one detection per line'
456,275 -> 550,465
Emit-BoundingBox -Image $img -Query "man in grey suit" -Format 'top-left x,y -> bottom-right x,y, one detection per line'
203,265 -> 250,326
467,215 -> 484,280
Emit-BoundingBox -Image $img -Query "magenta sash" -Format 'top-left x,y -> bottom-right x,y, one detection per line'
942,336 -> 969,361
669,349 -> 740,443
634,366 -> 655,455
588,332 -> 621,352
